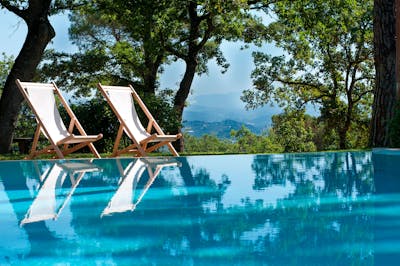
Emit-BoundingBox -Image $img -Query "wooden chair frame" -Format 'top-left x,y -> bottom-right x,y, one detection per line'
16,79 -> 103,159
97,83 -> 182,157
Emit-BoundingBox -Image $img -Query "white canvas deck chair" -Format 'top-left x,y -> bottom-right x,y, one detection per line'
101,158 -> 179,216
16,79 -> 103,159
20,161 -> 100,225
97,83 -> 182,157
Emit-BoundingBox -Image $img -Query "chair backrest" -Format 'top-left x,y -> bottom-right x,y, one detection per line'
100,86 -> 150,143
17,81 -> 69,144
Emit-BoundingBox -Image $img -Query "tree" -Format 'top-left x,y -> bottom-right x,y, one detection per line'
269,109 -> 316,152
162,0 -> 264,151
371,0 -> 398,147
67,0 -> 170,96
183,133 -> 236,153
40,0 -> 265,152
0,0 -> 84,153
0,53 -> 14,91
242,0 -> 374,149
231,125 -> 283,153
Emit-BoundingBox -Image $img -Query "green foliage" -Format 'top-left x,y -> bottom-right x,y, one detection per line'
38,0 -> 265,96
0,54 -> 36,140
64,93 -> 180,153
243,0 -> 374,149
346,116 -> 371,149
39,49 -> 112,97
9,86 -> 180,154
231,126 -> 283,153
36,1 -> 266,153
160,0 -> 262,71
39,0 -> 169,95
270,109 -> 316,152
138,89 -> 181,135
184,106 -> 370,154
65,97 -> 119,152
0,53 -> 14,94
14,104 -> 36,138
184,133 -> 236,154
184,126 -> 283,154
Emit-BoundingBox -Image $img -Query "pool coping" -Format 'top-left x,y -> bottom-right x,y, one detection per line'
372,148 -> 400,156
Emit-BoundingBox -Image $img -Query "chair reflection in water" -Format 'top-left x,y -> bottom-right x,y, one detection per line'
102,158 -> 179,216
20,161 -> 100,225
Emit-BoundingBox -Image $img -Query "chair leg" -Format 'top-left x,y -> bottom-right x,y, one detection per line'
112,124 -> 124,157
54,146 -> 65,159
167,143 -> 179,156
27,126 -> 41,159
88,143 -> 101,158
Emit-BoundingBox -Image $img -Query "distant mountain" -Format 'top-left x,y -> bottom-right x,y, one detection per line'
183,120 -> 265,139
182,93 -> 281,129
179,92 -> 300,139
181,94 -> 320,138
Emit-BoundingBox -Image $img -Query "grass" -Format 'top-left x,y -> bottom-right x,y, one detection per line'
0,148 -> 372,161
0,153 -> 98,161
0,152 -> 174,161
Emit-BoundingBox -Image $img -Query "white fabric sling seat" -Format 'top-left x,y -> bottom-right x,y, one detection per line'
16,79 -> 103,159
97,83 -> 181,157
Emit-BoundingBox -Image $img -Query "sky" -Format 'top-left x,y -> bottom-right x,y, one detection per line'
0,10 -> 282,128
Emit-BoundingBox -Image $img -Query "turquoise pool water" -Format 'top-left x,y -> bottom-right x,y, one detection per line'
0,151 -> 399,265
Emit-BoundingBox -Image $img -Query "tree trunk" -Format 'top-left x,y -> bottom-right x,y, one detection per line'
142,19 -> 162,96
338,102 -> 354,149
371,0 -> 397,147
143,66 -> 157,95
338,118 -> 351,150
0,3 -> 55,153
173,59 -> 197,152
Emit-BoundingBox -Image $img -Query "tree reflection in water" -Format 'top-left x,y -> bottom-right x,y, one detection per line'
0,152 -> 379,265
238,152 -> 374,265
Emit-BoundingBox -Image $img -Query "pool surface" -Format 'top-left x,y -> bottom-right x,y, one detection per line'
0,151 -> 399,265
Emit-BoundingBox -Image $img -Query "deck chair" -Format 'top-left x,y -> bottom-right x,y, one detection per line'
20,160 -> 101,225
97,83 -> 182,157
16,79 -> 103,159
101,158 -> 179,216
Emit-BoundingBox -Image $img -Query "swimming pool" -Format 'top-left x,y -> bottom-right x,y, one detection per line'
0,151 -> 399,265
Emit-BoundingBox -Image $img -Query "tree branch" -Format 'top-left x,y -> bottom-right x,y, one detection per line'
302,94 -> 330,105
51,0 -> 87,13
354,75 -> 374,83
353,89 -> 374,104
275,76 -> 322,91
164,43 -> 187,61
195,15 -> 214,52
247,0 -> 277,7
0,0 -> 25,18
159,30 -> 187,60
